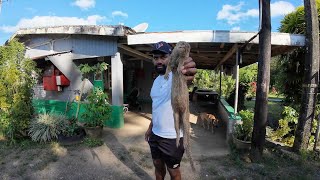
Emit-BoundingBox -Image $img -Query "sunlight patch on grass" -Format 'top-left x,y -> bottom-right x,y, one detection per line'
51,142 -> 67,157
268,93 -> 285,99
0,134 -> 5,141
244,100 -> 284,121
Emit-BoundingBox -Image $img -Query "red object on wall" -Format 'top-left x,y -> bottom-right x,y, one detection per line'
56,75 -> 70,86
43,76 -> 58,91
43,65 -> 70,91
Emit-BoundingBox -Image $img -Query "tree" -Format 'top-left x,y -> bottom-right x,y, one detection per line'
293,0 -> 319,152
250,0 -> 271,161
0,39 -> 39,142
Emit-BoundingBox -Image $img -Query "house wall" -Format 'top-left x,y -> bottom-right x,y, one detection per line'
26,34 -> 118,101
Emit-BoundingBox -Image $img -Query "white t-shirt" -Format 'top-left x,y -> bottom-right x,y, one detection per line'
150,72 -> 182,139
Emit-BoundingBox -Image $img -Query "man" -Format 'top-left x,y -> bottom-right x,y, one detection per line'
145,41 -> 196,180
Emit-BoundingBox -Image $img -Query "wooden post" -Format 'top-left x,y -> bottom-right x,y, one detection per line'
250,0 -> 271,161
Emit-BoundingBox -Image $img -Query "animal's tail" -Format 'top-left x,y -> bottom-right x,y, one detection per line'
182,112 -> 196,171
185,140 -> 196,171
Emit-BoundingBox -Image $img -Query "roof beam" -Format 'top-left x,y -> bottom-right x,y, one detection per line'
118,44 -> 153,62
215,43 -> 238,69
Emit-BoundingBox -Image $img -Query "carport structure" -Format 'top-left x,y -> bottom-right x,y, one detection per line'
123,30 -> 305,135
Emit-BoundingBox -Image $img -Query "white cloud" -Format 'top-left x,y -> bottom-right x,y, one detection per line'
217,1 -> 295,25
72,0 -> 95,10
0,15 -> 107,33
271,1 -> 295,17
111,11 -> 128,18
231,26 -> 241,31
217,2 -> 259,25
246,9 -> 259,17
217,2 -> 245,25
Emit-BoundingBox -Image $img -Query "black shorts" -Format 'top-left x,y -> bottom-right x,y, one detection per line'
148,132 -> 184,169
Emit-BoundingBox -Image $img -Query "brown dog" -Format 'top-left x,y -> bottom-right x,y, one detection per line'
199,112 -> 219,133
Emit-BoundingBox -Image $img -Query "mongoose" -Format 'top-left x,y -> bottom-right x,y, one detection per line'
164,41 -> 195,171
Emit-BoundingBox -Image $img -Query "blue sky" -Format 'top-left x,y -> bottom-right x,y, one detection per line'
0,0 -> 303,45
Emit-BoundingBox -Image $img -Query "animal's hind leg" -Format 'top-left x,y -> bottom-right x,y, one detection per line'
211,120 -> 215,134
173,112 -> 180,147
201,116 -> 206,129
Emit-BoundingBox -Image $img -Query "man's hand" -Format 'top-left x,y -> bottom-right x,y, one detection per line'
145,128 -> 151,142
145,122 -> 152,142
181,57 -> 197,81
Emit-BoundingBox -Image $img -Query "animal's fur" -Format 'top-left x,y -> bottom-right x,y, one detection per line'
164,41 -> 195,171
199,112 -> 219,133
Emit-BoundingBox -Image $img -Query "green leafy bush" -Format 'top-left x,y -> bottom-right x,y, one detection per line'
193,69 -> 235,99
268,106 -> 319,147
269,106 -> 298,146
61,117 -> 81,137
0,39 -> 39,142
28,113 -> 68,143
234,110 -> 254,141
81,88 -> 112,127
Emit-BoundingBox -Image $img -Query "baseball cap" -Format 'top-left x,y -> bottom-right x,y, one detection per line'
151,41 -> 172,54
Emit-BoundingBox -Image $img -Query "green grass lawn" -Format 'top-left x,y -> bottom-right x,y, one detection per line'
244,100 -> 284,123
268,93 -> 285,99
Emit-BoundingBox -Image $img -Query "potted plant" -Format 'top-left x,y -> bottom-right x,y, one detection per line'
57,117 -> 86,145
28,112 -> 68,143
81,87 -> 112,138
233,110 -> 254,150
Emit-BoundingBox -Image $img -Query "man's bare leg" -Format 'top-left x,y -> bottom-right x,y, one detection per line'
153,159 -> 166,180
167,167 -> 181,180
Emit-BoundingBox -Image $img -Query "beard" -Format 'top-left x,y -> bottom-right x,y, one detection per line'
154,64 -> 167,75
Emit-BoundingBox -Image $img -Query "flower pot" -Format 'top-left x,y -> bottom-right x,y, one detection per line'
232,135 -> 251,150
84,126 -> 103,138
58,128 -> 86,146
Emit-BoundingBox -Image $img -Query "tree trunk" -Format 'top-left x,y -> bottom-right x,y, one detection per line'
250,0 -> 271,161
293,0 -> 319,152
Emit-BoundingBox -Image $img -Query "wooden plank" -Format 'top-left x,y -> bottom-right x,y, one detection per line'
118,44 -> 153,61
215,44 -> 239,69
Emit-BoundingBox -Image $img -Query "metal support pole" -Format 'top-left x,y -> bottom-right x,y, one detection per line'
234,49 -> 241,114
